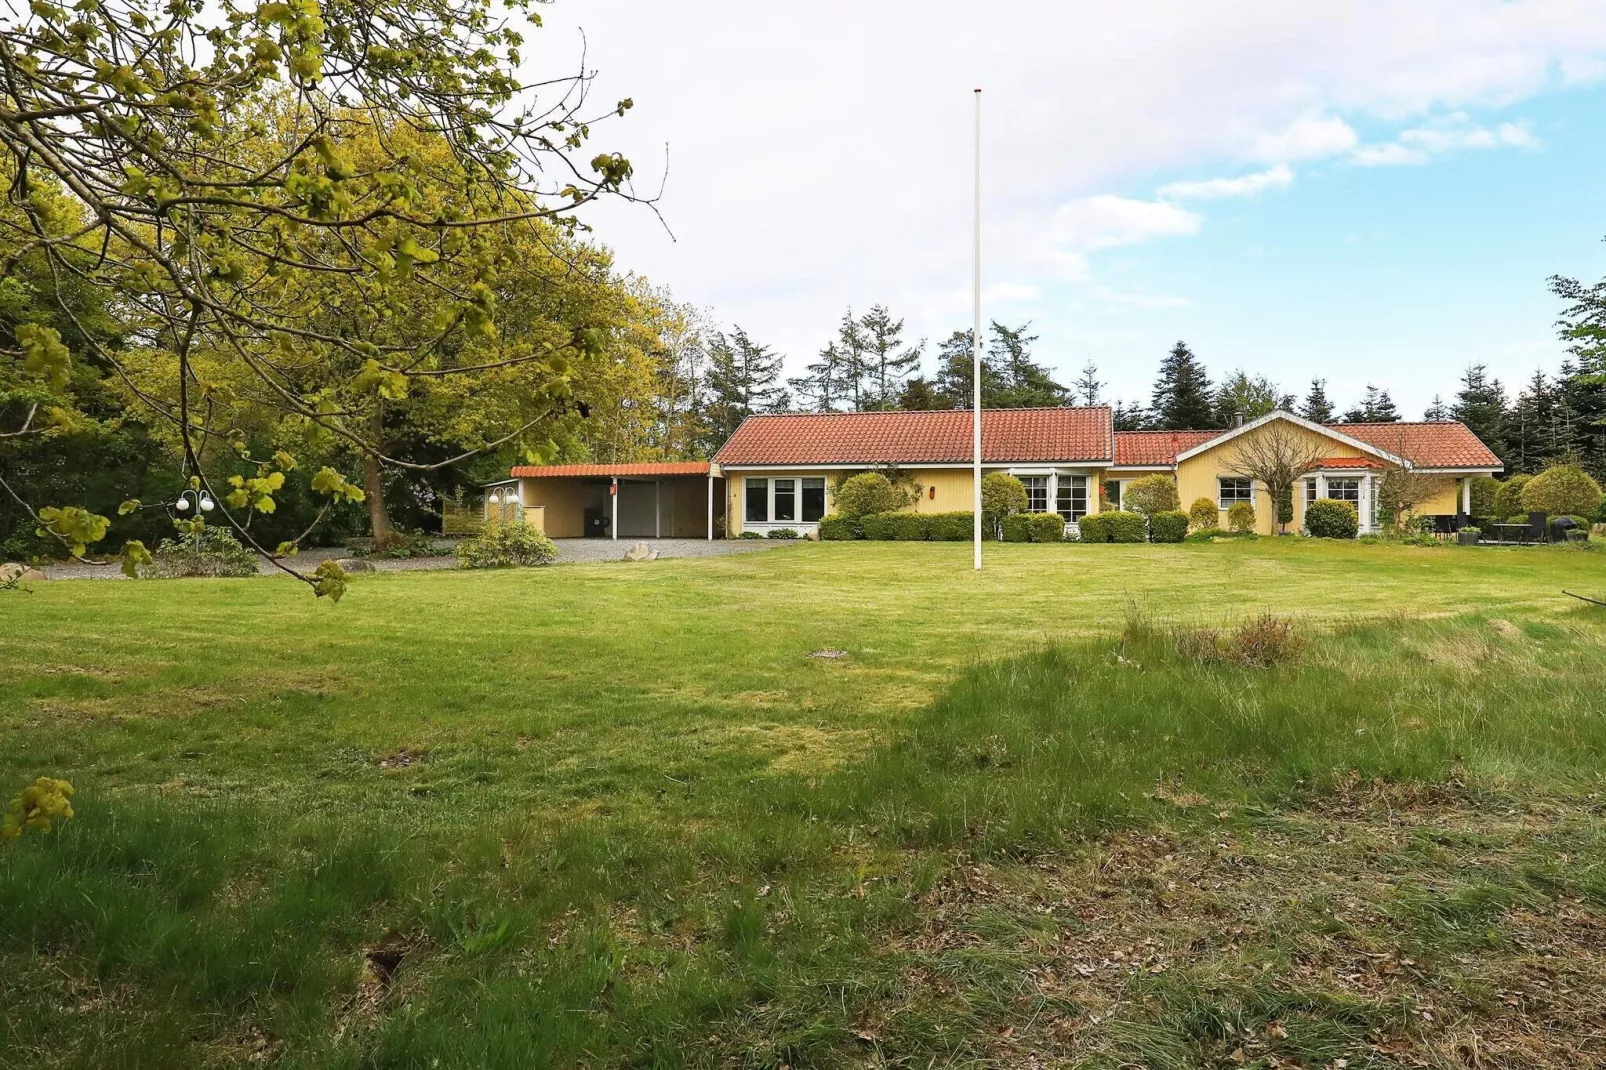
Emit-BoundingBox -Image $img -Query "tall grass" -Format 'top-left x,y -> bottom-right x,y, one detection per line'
4,612 -> 1605,1066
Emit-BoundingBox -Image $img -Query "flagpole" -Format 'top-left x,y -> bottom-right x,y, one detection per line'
971,87 -> 983,571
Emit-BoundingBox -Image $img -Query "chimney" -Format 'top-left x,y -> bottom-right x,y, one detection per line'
1233,410 -> 1245,428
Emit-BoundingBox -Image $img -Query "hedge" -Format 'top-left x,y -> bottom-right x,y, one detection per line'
927,511 -> 974,541
1029,512 -> 1065,543
861,511 -> 930,540
817,515 -> 860,540
1148,510 -> 1189,543
1078,510 -> 1146,543
1522,464 -> 1604,519
1304,498 -> 1359,539
1000,514 -> 1033,542
835,472 -> 904,519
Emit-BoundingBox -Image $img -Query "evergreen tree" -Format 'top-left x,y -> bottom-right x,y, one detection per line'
1507,370 -> 1567,474
1112,400 -> 1151,431
787,341 -> 850,413
1212,369 -> 1282,426
1149,341 -> 1215,429
704,327 -> 785,442
896,376 -> 950,411
835,309 -> 870,410
988,321 -> 1069,407
857,305 -> 923,409
1073,361 -> 1105,406
1449,364 -> 1509,462
931,329 -> 1006,409
1422,395 -> 1450,421
1339,384 -> 1400,423
1550,270 -> 1606,476
1300,379 -> 1335,423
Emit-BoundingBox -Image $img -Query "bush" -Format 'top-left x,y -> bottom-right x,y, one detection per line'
1468,475 -> 1500,518
1029,512 -> 1065,543
139,527 -> 260,578
1000,514 -> 1032,542
980,473 -> 1027,535
1303,498 -> 1359,539
1175,614 -> 1304,668
1187,497 -> 1218,531
1077,510 -> 1146,544
860,512 -> 928,541
926,512 -> 974,541
1148,510 -> 1189,543
1493,474 -> 1531,519
834,472 -> 903,519
1124,474 -> 1179,517
817,515 -> 860,541
1226,500 -> 1257,534
347,530 -> 442,559
765,528 -> 799,540
1522,464 -> 1604,519
456,522 -> 559,568
737,531 -> 765,539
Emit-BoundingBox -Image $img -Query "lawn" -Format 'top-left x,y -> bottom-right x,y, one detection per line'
4,539 -> 1606,1068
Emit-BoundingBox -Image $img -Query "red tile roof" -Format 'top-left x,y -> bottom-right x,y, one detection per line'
1332,422 -> 1503,468
509,462 -> 710,478
1115,419 -> 1502,469
1113,429 -> 1222,466
1315,456 -> 1381,469
713,408 -> 1114,465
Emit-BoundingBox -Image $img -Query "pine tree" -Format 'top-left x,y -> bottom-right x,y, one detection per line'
704,327 -> 785,441
835,309 -> 870,411
857,305 -> 923,409
896,376 -> 949,411
1150,341 -> 1215,429
1212,369 -> 1281,426
1422,394 -> 1449,421
788,342 -> 849,413
988,321 -> 1068,407
1449,364 -> 1508,462
1507,370 -> 1564,473
1073,361 -> 1104,406
1300,379 -> 1335,423
1112,400 -> 1150,431
1340,384 -> 1400,423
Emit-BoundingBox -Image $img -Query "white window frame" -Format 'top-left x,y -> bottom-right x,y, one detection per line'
1325,477 -> 1361,505
1020,475 -> 1050,514
773,477 -> 797,522
1056,475 -> 1089,521
742,474 -> 827,532
1218,476 -> 1255,510
800,477 -> 827,523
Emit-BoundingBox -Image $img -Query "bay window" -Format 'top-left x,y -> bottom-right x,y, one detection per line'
1326,478 -> 1360,504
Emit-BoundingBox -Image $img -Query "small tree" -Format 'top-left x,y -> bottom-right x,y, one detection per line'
1522,464 -> 1604,518
1228,421 -> 1329,534
980,473 -> 1027,537
834,473 -> 903,519
1124,475 -> 1179,516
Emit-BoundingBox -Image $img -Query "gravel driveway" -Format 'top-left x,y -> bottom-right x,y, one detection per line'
32,536 -> 794,580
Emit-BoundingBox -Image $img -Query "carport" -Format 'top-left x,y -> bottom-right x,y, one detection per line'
484,462 -> 726,540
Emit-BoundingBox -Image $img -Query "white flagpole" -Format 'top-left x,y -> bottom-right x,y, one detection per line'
971,87 -> 983,571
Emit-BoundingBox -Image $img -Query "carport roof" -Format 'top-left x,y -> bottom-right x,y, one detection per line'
507,462 -> 711,479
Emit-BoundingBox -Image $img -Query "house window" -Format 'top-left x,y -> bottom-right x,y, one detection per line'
1326,478 -> 1360,504
1304,478 -> 1318,505
1104,481 -> 1121,509
1020,476 -> 1049,513
1057,476 -> 1088,520
773,478 -> 796,522
801,478 -> 826,522
744,478 -> 768,522
1218,477 -> 1254,510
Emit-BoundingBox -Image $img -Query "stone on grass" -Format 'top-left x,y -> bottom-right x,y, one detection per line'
333,557 -> 374,572
622,541 -> 658,562
1,562 -> 46,582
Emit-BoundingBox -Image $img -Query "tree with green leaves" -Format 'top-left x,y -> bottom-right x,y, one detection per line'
1,0 -> 641,592
834,309 -> 870,410
1112,400 -> 1150,431
1073,361 -> 1104,406
1150,341 -> 1215,429
1299,379 -> 1335,423
1213,369 -> 1282,426
705,327 -> 785,442
931,329 -> 1005,409
1340,385 -> 1400,423
988,321 -> 1067,407
1550,270 -> 1606,474
857,305 -> 922,409
790,342 -> 850,413
1449,365 -> 1508,464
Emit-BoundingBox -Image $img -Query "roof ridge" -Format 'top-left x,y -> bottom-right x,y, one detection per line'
737,405 -> 1113,417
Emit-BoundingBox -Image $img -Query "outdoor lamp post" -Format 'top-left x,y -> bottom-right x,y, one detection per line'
172,488 -> 215,551
487,487 -> 520,524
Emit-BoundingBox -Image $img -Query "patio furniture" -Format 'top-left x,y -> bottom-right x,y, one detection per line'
1490,523 -> 1532,545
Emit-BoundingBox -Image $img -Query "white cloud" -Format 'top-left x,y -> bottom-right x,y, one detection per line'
1158,165 -> 1295,200
983,281 -> 1041,303
1088,286 -> 1194,309
1250,116 -> 1359,162
1352,114 -> 1545,165
1050,196 -> 1203,251
1351,142 -> 1431,167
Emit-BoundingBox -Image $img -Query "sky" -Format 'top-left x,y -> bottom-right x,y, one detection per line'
528,0 -> 1606,417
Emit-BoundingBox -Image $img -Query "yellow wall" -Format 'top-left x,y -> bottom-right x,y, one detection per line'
1176,424 -> 1370,535
1415,477 -> 1461,517
517,478 -> 590,538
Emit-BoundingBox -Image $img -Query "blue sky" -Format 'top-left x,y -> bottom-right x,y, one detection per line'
534,1 -> 1606,418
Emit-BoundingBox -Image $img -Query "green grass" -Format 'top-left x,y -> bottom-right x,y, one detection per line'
3,539 -> 1606,1067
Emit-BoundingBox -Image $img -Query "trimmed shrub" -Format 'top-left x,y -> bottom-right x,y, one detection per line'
1468,475 -> 1500,518
1029,512 -> 1065,543
1078,510 -> 1146,543
139,527 -> 259,578
766,528 -> 799,539
834,472 -> 902,519
1148,510 -> 1189,543
1000,514 -> 1033,542
1187,497 -> 1218,531
860,512 -> 929,541
817,515 -> 859,541
980,472 -> 1027,535
1522,464 -> 1604,519
1226,500 -> 1257,534
927,511 -> 974,541
737,531 -> 765,539
1124,474 -> 1179,517
457,522 -> 559,568
1304,498 -> 1359,539
1493,474 -> 1531,519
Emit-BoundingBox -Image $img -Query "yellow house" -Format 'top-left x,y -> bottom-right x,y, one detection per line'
489,408 -> 1501,540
